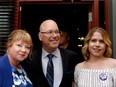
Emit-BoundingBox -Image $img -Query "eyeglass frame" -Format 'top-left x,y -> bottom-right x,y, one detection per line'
40,30 -> 61,35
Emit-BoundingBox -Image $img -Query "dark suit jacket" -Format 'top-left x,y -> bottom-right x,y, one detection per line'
22,47 -> 80,87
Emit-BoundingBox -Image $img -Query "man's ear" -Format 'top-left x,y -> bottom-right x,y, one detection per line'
38,32 -> 42,41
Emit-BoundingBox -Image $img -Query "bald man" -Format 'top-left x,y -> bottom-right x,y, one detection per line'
23,19 -> 79,87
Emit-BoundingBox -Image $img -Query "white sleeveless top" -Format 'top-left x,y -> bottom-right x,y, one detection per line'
74,68 -> 116,87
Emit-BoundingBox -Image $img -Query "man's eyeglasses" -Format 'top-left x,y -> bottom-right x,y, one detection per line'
40,30 -> 60,35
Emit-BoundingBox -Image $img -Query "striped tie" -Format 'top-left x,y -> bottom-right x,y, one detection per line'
46,54 -> 54,87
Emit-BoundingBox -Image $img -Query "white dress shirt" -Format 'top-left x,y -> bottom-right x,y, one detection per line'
42,48 -> 63,87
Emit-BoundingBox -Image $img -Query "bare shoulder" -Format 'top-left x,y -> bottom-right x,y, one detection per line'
75,61 -> 86,69
107,58 -> 116,68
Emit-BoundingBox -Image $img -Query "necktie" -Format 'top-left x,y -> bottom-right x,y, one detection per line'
46,54 -> 54,87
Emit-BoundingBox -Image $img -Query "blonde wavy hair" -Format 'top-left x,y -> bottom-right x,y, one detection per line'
82,27 -> 112,61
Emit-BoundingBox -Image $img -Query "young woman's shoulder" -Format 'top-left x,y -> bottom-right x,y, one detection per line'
75,61 -> 86,68
107,58 -> 116,68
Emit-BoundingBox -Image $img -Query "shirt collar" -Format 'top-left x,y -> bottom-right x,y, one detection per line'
42,48 -> 60,59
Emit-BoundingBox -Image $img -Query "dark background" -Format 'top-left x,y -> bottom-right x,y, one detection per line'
20,4 -> 89,51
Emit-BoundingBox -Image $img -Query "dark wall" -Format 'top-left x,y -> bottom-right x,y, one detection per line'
20,4 -> 89,51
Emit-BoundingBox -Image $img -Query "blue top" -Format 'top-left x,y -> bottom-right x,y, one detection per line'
0,54 -> 32,87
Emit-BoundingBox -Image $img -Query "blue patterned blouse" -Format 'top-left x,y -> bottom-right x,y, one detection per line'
12,66 -> 32,87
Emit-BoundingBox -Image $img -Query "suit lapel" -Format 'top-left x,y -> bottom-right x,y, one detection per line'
33,50 -> 49,86
59,48 -> 67,76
